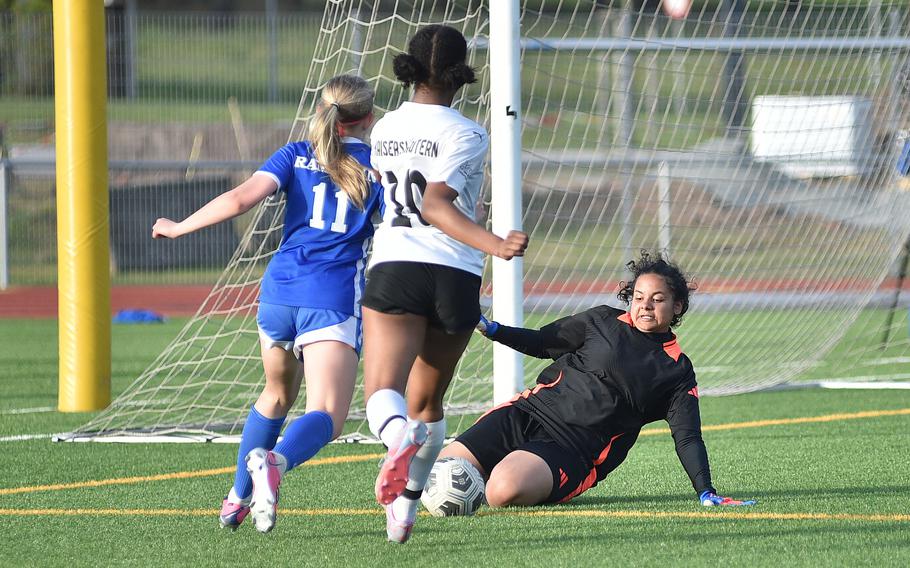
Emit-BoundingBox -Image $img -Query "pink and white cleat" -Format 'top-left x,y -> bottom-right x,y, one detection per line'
245,448 -> 285,533
385,503 -> 416,544
375,420 -> 428,506
219,496 -> 250,530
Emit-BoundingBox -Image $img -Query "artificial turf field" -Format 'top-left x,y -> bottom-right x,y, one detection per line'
2,318 -> 909,567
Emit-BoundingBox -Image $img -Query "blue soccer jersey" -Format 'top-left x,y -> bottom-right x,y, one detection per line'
254,138 -> 382,315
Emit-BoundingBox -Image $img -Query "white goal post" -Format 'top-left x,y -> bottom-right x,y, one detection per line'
65,0 -> 910,443
489,0 -> 525,404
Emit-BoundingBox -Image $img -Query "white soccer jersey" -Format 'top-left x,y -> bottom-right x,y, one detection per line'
369,101 -> 488,275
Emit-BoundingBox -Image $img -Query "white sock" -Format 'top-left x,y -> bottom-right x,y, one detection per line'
390,493 -> 418,521
227,486 -> 250,505
405,417 -> 446,494
367,389 -> 408,450
391,418 -> 446,520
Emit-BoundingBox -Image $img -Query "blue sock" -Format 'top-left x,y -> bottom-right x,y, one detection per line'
232,405 -> 286,500
273,411 -> 334,471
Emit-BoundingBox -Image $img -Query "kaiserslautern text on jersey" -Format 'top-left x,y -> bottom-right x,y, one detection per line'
373,139 -> 439,158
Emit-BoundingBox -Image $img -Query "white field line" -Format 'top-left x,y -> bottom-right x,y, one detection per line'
0,406 -> 55,415
816,381 -> 910,390
0,433 -> 56,442
0,406 -> 58,442
821,374 -> 910,382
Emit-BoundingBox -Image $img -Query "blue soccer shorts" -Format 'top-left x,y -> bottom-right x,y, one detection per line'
256,301 -> 362,359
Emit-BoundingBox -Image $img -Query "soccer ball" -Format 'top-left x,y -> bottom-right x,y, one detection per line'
421,457 -> 486,517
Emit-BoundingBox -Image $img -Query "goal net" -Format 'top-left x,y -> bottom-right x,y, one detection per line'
68,0 -> 910,442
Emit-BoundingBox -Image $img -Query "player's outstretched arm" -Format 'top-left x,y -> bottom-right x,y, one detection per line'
475,311 -> 588,360
475,315 -> 549,358
421,181 -> 528,260
152,174 -> 277,239
700,491 -> 756,507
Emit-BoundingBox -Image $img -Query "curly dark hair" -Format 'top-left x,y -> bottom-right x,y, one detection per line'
616,250 -> 694,328
392,24 -> 477,91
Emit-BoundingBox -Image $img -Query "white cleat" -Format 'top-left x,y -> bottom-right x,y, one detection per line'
245,448 -> 285,533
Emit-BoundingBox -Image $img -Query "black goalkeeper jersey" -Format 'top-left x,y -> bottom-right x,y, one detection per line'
490,305 -> 715,495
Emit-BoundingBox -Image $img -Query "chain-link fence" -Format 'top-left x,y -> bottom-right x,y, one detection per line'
1,5 -> 908,287
2,9 -> 324,287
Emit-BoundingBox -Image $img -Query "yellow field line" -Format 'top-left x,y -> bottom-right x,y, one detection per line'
2,407 -> 908,498
503,509 -> 910,523
2,507 -> 908,523
639,407 -> 910,437
0,453 -> 383,496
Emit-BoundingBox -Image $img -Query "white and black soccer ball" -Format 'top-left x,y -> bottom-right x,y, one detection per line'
421,456 -> 486,517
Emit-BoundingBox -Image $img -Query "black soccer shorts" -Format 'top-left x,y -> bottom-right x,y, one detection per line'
360,261 -> 481,334
455,403 -> 591,504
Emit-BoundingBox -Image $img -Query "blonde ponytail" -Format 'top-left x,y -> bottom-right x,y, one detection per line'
308,75 -> 374,210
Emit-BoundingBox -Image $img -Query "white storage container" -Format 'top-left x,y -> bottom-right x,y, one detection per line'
751,95 -> 875,178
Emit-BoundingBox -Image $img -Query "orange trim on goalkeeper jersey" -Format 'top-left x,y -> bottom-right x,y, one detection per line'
618,311 -> 682,361
662,339 -> 681,362
473,372 -> 565,424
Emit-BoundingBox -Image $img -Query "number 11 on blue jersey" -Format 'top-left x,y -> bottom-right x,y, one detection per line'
309,182 -> 350,234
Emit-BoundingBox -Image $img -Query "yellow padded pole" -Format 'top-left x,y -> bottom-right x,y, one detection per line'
54,0 -> 111,411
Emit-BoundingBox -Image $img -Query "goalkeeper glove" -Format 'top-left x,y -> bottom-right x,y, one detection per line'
700,491 -> 756,507
476,315 -> 500,337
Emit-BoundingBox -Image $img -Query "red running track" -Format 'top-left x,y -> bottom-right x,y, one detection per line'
0,286 -> 215,318
2,278 -> 908,319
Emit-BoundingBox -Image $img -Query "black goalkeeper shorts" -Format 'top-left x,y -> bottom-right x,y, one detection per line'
456,403 -> 591,504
